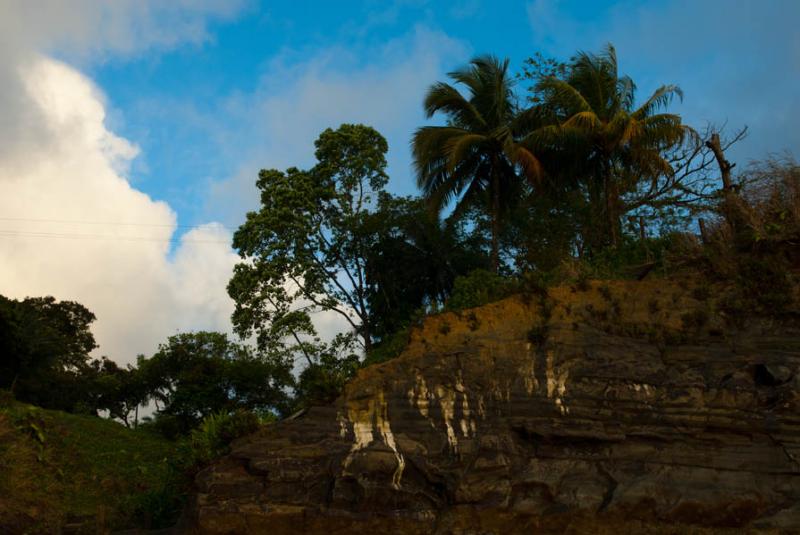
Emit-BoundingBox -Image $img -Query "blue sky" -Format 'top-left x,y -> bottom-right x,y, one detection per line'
63,0 -> 799,234
0,0 -> 797,363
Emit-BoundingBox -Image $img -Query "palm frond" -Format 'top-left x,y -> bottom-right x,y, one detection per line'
632,84 -> 683,120
536,77 -> 592,114
445,134 -> 488,174
423,82 -> 486,129
563,110 -> 602,131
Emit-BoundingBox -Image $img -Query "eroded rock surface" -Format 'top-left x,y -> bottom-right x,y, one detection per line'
188,280 -> 800,534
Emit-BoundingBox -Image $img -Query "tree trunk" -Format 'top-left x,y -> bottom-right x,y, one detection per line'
362,319 -> 372,355
698,218 -> 709,244
706,133 -> 739,232
490,170 -> 501,273
605,170 -> 622,248
585,179 -> 605,256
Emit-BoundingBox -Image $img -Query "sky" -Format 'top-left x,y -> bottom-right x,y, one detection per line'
0,0 -> 797,365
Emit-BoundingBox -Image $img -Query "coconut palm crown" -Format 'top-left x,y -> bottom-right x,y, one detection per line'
412,55 -> 543,272
533,44 -> 695,250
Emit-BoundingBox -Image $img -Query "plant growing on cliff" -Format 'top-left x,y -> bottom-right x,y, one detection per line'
532,44 -> 695,252
413,55 -> 544,272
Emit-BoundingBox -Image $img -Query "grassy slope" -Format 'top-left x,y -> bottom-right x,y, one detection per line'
0,397 -> 180,534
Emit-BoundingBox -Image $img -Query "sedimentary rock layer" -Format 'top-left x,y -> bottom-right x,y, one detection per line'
189,280 -> 800,534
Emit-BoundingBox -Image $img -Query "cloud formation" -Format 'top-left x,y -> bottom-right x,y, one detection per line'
0,6 -> 461,366
0,1 -> 266,364
206,26 -> 469,222
0,56 -> 240,364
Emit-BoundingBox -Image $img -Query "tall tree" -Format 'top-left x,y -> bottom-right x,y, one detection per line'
412,56 -> 543,272
534,44 -> 693,251
229,124 -> 389,355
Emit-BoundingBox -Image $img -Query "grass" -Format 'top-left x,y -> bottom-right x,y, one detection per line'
0,396 -> 182,533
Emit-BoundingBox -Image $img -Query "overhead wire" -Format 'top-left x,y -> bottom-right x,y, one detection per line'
0,217 -> 234,244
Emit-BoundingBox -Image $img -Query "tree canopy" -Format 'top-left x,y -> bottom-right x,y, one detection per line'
413,55 -> 544,271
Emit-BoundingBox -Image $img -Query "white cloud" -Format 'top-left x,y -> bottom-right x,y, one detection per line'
0,57 -> 241,364
0,0 -> 246,60
206,25 -> 470,221
0,5 -> 468,365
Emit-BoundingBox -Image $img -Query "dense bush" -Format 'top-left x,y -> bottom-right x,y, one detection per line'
446,269 -> 517,311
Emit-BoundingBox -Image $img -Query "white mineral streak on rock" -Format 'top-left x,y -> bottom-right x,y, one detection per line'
459,393 -> 473,438
454,371 -> 476,437
522,343 -> 539,395
343,391 -> 406,489
407,371 -> 432,419
546,350 -> 570,415
374,391 -> 405,489
629,382 -> 654,398
436,385 -> 458,451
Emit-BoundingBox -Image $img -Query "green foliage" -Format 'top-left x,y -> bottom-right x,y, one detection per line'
189,410 -> 262,466
413,55 -> 543,271
137,331 -> 292,435
229,124 -> 389,358
364,195 -> 489,339
362,326 -> 414,367
446,269 -> 516,311
0,295 -> 97,410
531,45 -> 694,251
0,399 -> 180,531
294,346 -> 361,407
519,51 -> 568,104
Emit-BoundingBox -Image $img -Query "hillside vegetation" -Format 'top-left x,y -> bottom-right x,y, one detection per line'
0,394 -> 181,533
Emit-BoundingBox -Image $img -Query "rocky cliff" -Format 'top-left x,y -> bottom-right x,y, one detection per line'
188,279 -> 800,534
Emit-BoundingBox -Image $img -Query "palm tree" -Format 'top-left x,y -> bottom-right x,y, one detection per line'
412,56 -> 543,272
534,44 -> 693,251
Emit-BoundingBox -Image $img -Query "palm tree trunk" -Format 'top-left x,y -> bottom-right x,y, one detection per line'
606,176 -> 621,247
490,169 -> 500,273
585,175 -> 605,255
600,158 -> 621,249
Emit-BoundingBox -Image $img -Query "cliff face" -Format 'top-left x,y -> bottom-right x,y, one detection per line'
189,280 -> 800,534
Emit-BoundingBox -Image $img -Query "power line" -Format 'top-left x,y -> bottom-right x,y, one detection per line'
0,216 -> 237,232
0,229 -> 231,244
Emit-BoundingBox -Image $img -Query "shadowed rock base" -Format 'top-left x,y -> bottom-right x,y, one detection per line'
187,281 -> 800,534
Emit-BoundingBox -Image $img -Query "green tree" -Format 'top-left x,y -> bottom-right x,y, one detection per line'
0,295 -> 97,405
229,124 -> 390,356
94,358 -> 149,427
137,332 -> 292,435
533,44 -> 693,251
364,195 -> 489,338
412,55 -> 543,272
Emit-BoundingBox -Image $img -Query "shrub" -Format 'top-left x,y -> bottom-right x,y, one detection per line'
363,327 -> 412,367
294,352 -> 360,407
189,410 -> 261,466
446,269 -> 515,311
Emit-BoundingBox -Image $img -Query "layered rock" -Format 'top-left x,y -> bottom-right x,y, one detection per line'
189,280 -> 800,534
